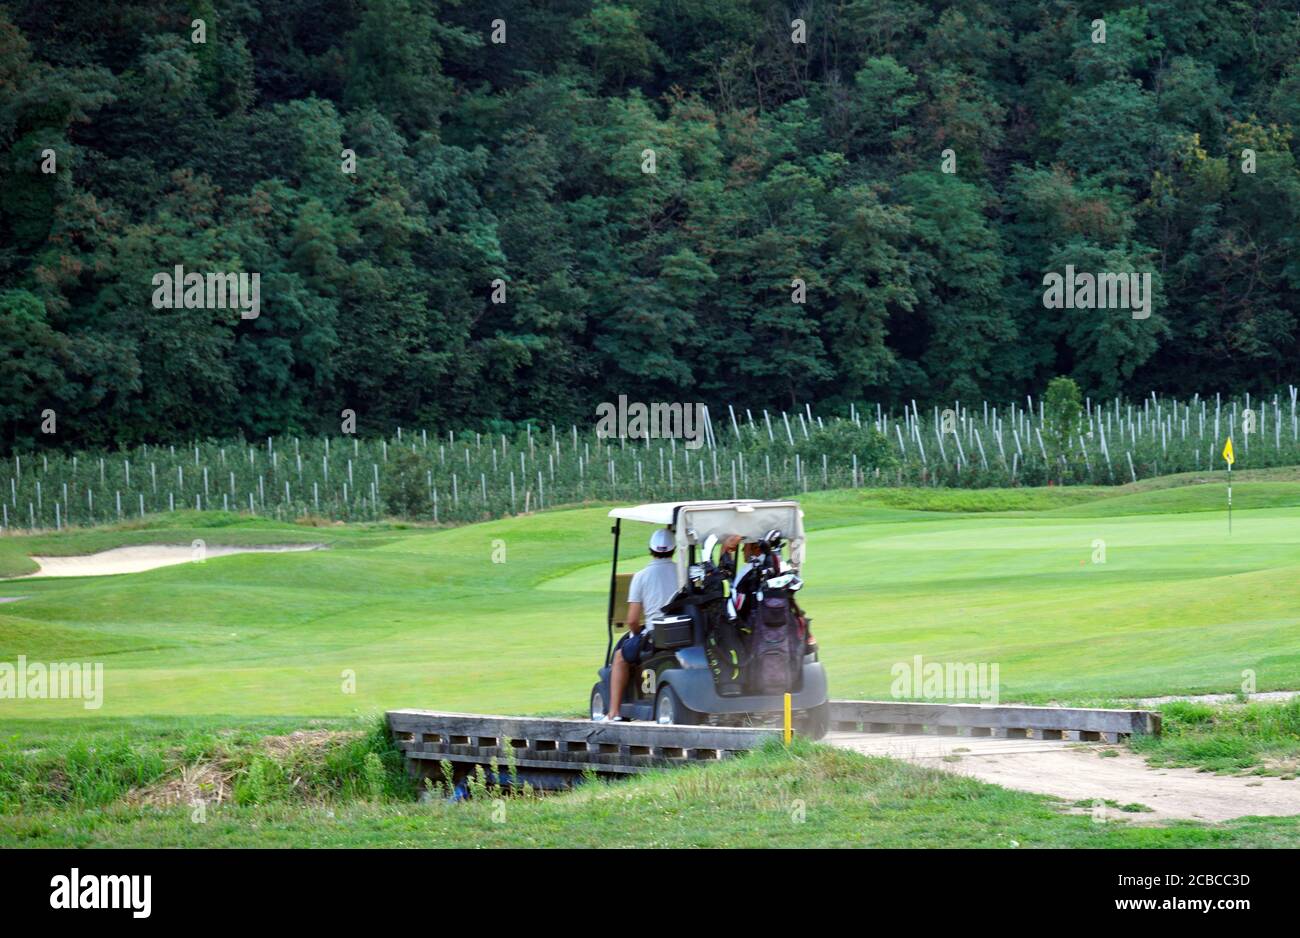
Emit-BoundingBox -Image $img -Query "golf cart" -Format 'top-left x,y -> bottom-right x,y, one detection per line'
589,499 -> 830,739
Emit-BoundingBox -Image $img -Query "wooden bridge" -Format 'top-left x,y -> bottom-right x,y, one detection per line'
388,700 -> 1160,785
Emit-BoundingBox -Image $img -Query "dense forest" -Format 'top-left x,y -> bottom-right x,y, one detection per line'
1,0 -> 1298,451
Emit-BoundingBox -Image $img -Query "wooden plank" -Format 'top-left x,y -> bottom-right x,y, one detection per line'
397,739 -> 752,774
828,700 -> 1160,736
388,709 -> 780,751
404,748 -> 651,774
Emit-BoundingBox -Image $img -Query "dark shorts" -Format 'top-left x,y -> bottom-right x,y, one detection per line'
616,631 -> 650,663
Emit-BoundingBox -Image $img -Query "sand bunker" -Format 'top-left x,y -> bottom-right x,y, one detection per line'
14,544 -> 324,579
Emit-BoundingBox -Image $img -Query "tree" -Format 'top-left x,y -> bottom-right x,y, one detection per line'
895,171 -> 1016,402
380,448 -> 434,519
1,0 -> 1297,452
0,289 -> 72,450
1043,376 -> 1082,458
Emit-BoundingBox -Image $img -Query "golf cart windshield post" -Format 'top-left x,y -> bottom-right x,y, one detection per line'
605,519 -> 620,668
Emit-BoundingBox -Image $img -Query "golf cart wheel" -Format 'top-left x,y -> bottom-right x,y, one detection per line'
590,684 -> 606,721
654,684 -> 699,726
796,702 -> 830,741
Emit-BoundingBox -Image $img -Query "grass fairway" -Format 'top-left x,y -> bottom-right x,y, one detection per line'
2,476 -> 1299,847
1,477 -> 1299,724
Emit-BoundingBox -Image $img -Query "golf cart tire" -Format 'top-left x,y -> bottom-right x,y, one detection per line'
655,684 -> 700,726
590,683 -> 606,721
797,702 -> 831,741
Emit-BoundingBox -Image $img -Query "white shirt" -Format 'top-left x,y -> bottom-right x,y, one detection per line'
628,557 -> 678,632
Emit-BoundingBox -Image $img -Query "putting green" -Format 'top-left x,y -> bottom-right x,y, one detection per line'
1,481 -> 1297,722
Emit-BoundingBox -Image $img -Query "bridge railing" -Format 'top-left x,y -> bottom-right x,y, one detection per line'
829,699 -> 1161,742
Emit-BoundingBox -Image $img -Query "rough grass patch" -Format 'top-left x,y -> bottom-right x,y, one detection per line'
1,716 -> 414,812
1132,698 -> 1300,774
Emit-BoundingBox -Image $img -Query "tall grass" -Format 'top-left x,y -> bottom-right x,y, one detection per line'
0,716 -> 414,812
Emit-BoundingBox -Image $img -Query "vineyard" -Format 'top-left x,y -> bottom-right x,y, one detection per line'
3,389 -> 1299,532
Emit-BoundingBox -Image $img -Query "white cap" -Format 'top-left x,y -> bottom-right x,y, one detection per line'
649,528 -> 674,554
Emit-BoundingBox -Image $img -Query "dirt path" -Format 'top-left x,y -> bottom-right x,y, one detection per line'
1126,690 -> 1299,707
829,731 -> 1300,822
13,544 -> 324,579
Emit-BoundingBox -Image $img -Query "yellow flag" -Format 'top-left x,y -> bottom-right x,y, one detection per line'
1222,437 -> 1235,466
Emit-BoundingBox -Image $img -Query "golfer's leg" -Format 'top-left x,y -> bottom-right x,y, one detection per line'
608,652 -> 628,717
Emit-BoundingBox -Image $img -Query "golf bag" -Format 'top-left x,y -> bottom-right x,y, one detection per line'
746,586 -> 805,696
705,593 -> 748,697
664,560 -> 748,696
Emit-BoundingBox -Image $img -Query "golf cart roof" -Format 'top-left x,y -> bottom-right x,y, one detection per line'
609,499 -> 807,576
607,499 -> 769,526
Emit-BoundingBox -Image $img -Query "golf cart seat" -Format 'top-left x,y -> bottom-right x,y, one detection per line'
611,572 -> 664,662
611,572 -> 634,629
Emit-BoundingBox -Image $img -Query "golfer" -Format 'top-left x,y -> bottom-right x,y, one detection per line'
603,528 -> 678,721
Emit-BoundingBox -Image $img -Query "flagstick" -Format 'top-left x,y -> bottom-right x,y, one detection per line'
1221,436 -> 1235,534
